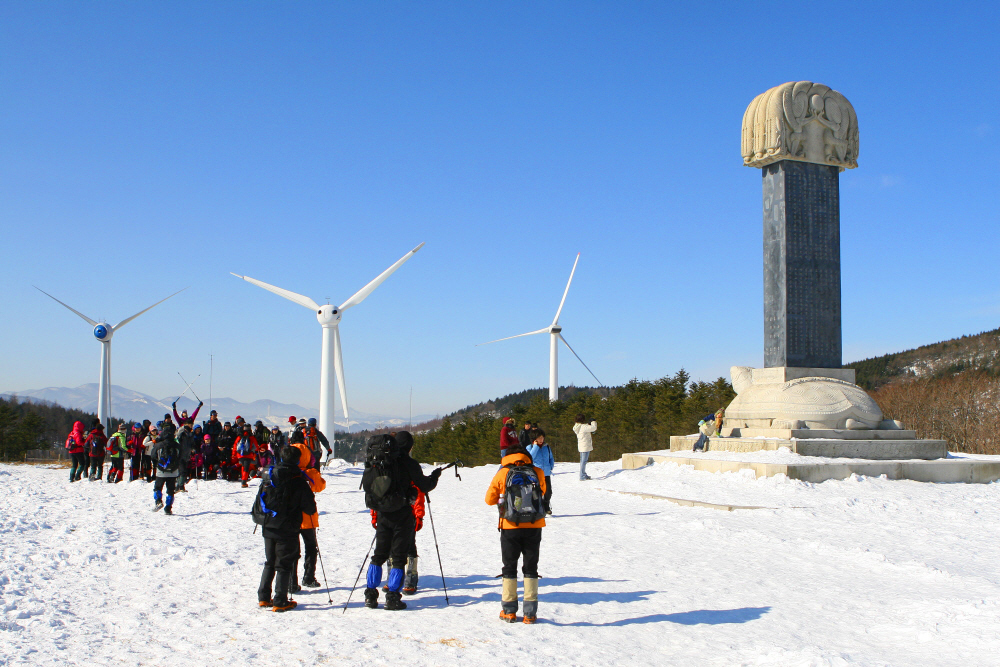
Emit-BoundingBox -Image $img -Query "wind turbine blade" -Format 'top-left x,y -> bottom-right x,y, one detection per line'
333,327 -> 349,425
558,333 -> 603,386
115,287 -> 188,330
230,273 -> 320,311
476,328 -> 549,346
551,253 -> 581,326
34,287 -> 98,327
338,242 -> 425,312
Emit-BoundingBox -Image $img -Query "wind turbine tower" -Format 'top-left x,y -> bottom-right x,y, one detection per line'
479,253 -> 602,401
231,243 -> 424,454
35,287 -> 186,431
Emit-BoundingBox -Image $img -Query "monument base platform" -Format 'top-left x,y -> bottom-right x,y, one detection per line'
622,451 -> 1000,484
669,434 -> 947,460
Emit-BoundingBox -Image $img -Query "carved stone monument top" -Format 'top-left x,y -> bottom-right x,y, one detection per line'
742,81 -> 859,171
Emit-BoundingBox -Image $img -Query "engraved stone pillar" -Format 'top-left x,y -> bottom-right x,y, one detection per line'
742,81 -> 859,369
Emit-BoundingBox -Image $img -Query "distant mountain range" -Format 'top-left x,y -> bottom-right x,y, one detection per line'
2,384 -> 433,432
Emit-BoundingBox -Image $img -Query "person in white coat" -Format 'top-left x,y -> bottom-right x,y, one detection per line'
572,414 -> 597,481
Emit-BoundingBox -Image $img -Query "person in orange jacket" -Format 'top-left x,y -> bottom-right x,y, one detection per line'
485,443 -> 546,624
371,431 -> 425,595
288,431 -> 326,591
233,424 -> 259,488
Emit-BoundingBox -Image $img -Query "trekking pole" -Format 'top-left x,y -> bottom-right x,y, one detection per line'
175,373 -> 200,403
425,494 -> 450,606
315,537 -> 334,605
343,534 -> 377,614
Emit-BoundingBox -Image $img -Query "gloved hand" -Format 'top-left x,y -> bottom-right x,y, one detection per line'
430,468 -> 442,481
198,401 -> 203,407
415,518 -> 423,531
172,401 -> 177,409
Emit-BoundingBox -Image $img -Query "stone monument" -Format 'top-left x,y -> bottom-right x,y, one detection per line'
680,82 -> 945,459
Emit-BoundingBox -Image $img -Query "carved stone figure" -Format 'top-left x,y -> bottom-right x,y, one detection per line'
742,81 -> 859,170
725,366 -> 885,431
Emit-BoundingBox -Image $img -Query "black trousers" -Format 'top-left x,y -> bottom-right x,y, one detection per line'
543,475 -> 552,510
70,453 -> 87,480
372,508 -> 415,569
88,455 -> 105,479
501,528 -> 542,578
258,536 -> 300,604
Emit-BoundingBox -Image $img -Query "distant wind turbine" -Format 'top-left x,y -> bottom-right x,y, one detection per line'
231,243 -> 424,454
34,287 -> 187,431
478,252 -> 601,401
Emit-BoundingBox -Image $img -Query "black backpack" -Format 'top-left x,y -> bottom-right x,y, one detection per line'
501,463 -> 545,524
155,438 -> 180,472
363,435 -> 407,513
251,467 -> 293,528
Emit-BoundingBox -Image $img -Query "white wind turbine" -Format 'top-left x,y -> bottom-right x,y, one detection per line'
34,287 -> 187,431
478,252 -> 602,401
231,243 -> 424,453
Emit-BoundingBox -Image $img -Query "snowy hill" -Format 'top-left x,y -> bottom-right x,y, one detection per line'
3,384 -> 431,431
2,458 -> 999,665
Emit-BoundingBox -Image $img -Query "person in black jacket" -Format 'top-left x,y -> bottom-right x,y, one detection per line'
257,446 -> 317,612
361,433 -> 441,611
518,422 -> 535,449
217,422 -> 237,481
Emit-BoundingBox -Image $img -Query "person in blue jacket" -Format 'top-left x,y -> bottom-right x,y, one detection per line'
526,429 -> 554,516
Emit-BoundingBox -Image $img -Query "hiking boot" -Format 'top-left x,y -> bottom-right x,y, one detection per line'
499,611 -> 517,623
163,505 -> 173,515
241,481 -> 248,488
273,600 -> 297,613
301,578 -> 321,588
176,487 -> 186,493
289,583 -> 302,594
258,600 -> 273,608
402,586 -> 417,596
153,500 -> 163,512
384,592 -> 406,611
363,588 -> 379,609
523,615 -> 537,624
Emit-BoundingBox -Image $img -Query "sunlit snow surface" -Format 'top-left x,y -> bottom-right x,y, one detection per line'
3,457 -> 1000,666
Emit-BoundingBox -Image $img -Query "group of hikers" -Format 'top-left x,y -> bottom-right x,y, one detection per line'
62,402 -> 604,624
64,401 -> 332,493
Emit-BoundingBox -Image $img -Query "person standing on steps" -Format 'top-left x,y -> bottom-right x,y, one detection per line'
85,422 -> 108,481
361,433 -> 441,611
485,442 -> 547,624
573,414 -> 597,481
66,421 -> 87,483
149,424 -> 180,515
526,429 -> 555,515
287,431 -> 326,593
500,417 -> 519,460
172,400 -> 203,428
256,445 -> 316,613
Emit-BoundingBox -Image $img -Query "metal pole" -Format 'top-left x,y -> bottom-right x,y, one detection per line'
425,494 -> 450,605
209,354 -> 213,414
343,534 -> 377,614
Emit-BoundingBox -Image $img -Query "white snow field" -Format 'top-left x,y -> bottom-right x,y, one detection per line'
3,457 -> 1000,666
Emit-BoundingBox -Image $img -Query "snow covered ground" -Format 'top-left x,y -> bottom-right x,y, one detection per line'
3,457 -> 1000,666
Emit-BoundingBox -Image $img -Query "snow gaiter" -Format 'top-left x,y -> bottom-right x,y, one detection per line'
403,556 -> 418,591
387,567 -> 404,593
523,577 -> 538,619
501,577 -> 518,615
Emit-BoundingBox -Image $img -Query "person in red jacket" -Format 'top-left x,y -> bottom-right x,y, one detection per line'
232,424 -> 259,488
499,417 -> 519,459
85,423 -> 108,482
65,421 -> 87,482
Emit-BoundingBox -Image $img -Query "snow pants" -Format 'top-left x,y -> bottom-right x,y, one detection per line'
88,455 -> 105,480
500,528 -> 541,578
107,457 -> 124,483
298,528 -> 318,583
543,475 -> 552,512
259,536 -> 300,606
369,507 -> 414,595
69,453 -> 87,481
240,459 -> 254,482
153,477 -> 176,507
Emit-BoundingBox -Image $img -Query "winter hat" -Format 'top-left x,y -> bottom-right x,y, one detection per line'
271,425 -> 280,431
255,420 -> 263,427
95,423 -> 105,431
395,430 -> 414,454
203,434 -> 212,442
308,417 -> 317,426
118,423 -> 127,431
224,421 -> 231,426
210,410 -> 217,416
297,418 -> 307,426
288,416 -> 296,424
235,415 -> 243,421
502,417 -> 513,425
164,413 -> 171,421
133,422 -> 142,430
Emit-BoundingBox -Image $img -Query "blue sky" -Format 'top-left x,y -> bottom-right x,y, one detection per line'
2,2 -> 998,418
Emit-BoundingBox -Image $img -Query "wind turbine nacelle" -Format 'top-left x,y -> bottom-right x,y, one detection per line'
316,304 -> 343,327
93,324 -> 113,341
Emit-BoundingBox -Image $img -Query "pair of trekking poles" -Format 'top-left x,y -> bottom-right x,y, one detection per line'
343,460 -> 463,612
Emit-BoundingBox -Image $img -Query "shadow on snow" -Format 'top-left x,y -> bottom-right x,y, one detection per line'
545,606 -> 772,627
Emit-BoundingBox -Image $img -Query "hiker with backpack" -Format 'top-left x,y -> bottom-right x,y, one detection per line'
85,422 -> 108,481
66,421 -> 87,483
127,422 -> 144,482
485,442 -> 547,624
305,418 -> 331,464
148,424 -> 181,515
106,423 -> 129,483
525,429 -> 554,515
175,423 -> 196,492
370,431 -> 426,596
287,431 -> 327,593
233,424 -> 259,488
361,433 -> 442,611
254,446 -> 317,613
